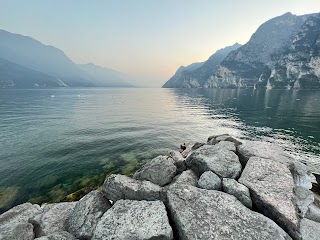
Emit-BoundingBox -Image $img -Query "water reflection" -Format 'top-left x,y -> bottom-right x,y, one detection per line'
171,88 -> 320,172
0,88 -> 319,212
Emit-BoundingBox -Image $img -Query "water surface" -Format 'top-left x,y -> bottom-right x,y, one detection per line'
0,88 -> 319,211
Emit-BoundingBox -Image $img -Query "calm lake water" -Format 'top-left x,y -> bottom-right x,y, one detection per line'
0,88 -> 319,211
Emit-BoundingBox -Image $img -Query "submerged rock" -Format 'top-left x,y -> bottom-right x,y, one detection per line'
239,157 -> 301,240
67,190 -> 112,239
133,155 -> 177,186
197,171 -> 222,190
222,178 -> 252,209
35,231 -> 77,240
186,145 -> 242,178
29,202 -> 76,237
0,202 -> 41,240
92,200 -> 173,240
166,185 -> 291,240
103,174 -> 162,201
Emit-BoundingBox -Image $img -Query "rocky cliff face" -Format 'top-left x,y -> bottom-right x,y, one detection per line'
205,12 -> 320,89
269,14 -> 320,89
162,43 -> 241,88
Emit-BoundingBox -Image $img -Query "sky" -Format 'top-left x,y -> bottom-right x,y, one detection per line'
0,1 -> 319,87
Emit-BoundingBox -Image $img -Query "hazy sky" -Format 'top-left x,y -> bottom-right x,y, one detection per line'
0,1 -> 319,87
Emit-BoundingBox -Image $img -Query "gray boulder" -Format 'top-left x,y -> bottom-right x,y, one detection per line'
306,204 -> 320,223
239,157 -> 300,240
67,190 -> 112,239
300,218 -> 320,240
166,185 -> 291,240
186,145 -> 242,178
222,178 -> 252,209
212,140 -> 236,152
92,200 -> 173,240
294,186 -> 314,218
207,133 -> 242,146
103,174 -> 162,201
29,202 -> 76,237
0,202 -> 42,240
237,141 -> 288,166
169,150 -> 187,173
35,231 -> 77,240
197,171 -> 222,190
133,155 -> 177,186
169,170 -> 198,187
237,141 -> 312,190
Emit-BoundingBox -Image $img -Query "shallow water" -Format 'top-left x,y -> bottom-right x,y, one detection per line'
0,88 -> 319,211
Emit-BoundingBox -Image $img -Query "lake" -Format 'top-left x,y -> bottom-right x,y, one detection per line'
0,88 -> 319,212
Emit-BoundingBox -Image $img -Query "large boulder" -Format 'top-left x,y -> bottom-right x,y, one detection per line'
0,202 -> 41,240
222,178 -> 252,209
170,170 -> 198,187
168,150 -> 187,173
67,190 -> 112,239
212,141 -> 236,152
294,186 -> 314,218
207,133 -> 242,146
237,141 -> 288,166
92,200 -> 173,240
133,155 -> 177,186
300,218 -> 320,240
237,141 -> 313,191
29,202 -> 76,237
103,174 -> 163,201
197,171 -> 222,190
35,231 -> 77,240
306,204 -> 320,223
166,185 -> 291,240
185,145 -> 242,178
239,157 -> 302,240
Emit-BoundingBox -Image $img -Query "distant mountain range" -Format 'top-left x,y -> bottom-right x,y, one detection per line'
0,29 -> 132,88
163,12 -> 320,89
163,43 -> 241,88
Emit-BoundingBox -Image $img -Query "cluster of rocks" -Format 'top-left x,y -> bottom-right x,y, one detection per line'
1,134 -> 320,240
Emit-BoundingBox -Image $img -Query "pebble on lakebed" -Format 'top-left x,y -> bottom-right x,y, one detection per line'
1,133 -> 320,240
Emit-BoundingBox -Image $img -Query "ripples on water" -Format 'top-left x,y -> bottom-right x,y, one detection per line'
0,88 -> 319,211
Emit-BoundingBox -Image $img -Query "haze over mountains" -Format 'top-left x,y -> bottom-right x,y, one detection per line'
163,43 -> 241,88
163,12 -> 320,89
0,29 -> 132,88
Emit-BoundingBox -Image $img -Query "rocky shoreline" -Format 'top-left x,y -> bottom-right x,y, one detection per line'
1,134 -> 320,240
